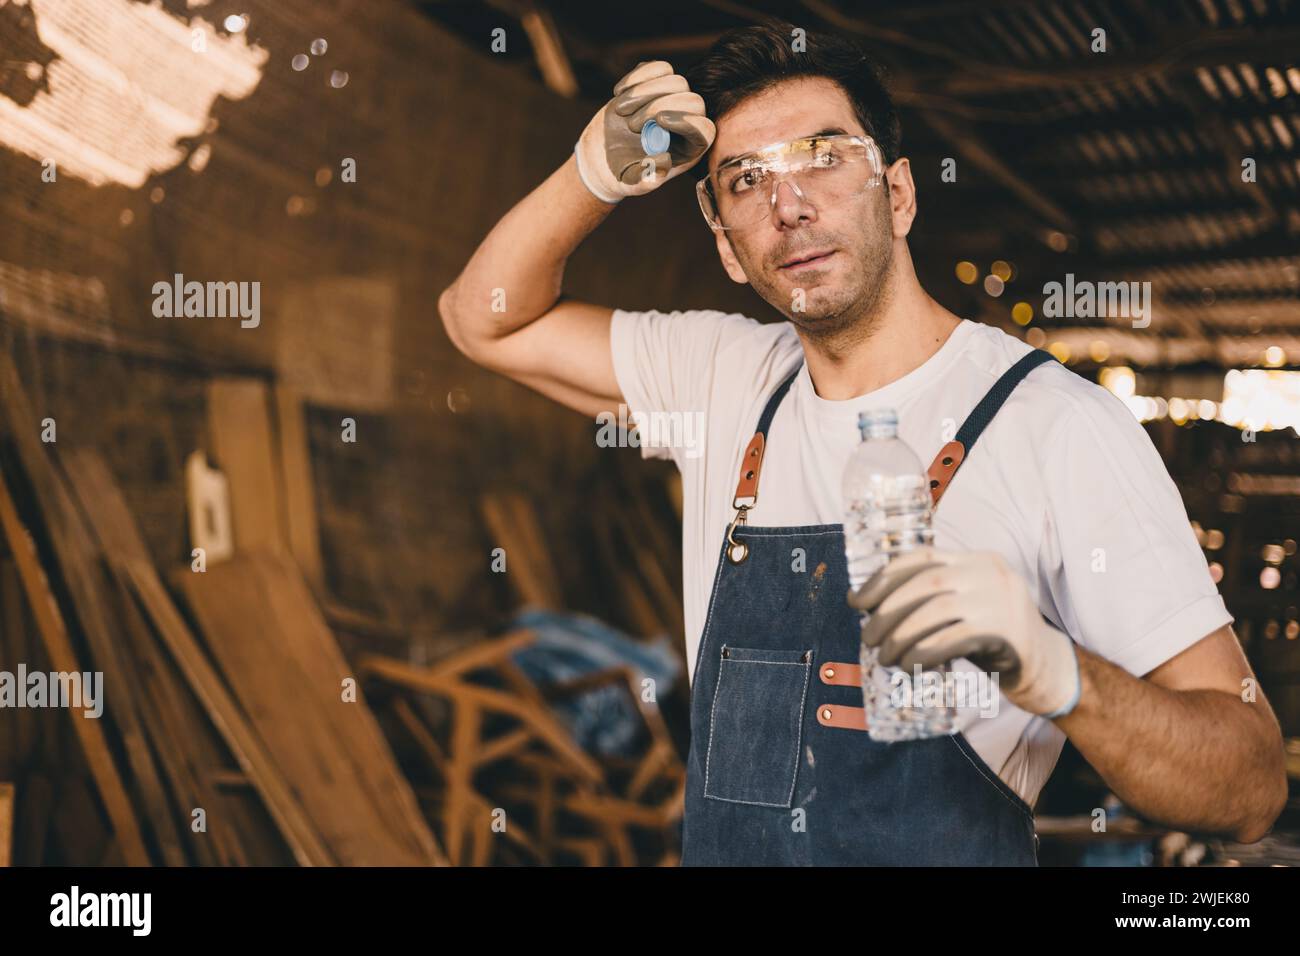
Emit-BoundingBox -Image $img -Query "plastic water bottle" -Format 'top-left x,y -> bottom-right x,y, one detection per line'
842,408 -> 954,742
640,119 -> 671,156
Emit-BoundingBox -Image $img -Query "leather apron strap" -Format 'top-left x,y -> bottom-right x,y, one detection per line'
726,348 -> 1057,562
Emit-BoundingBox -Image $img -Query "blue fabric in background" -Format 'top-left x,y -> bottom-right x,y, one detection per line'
507,609 -> 681,757
1078,841 -> 1154,866
1078,806 -> 1155,866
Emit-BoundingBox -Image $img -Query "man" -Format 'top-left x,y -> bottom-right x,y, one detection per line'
439,21 -> 1286,865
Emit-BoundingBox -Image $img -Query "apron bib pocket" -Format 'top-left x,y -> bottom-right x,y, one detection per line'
703,644 -> 812,808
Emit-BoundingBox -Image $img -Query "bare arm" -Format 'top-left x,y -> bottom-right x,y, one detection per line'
438,154 -> 623,419
1055,625 -> 1288,843
439,61 -> 715,419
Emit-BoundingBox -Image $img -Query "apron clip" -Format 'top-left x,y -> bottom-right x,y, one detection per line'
726,504 -> 750,564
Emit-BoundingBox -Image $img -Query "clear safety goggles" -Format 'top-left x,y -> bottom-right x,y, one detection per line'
696,133 -> 885,231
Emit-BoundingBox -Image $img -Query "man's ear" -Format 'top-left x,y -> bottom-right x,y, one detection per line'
714,229 -> 749,284
885,157 -> 917,239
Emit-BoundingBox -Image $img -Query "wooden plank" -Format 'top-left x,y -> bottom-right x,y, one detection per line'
0,470 -> 150,866
207,378 -> 286,554
0,559 -> 34,780
591,503 -> 666,637
14,773 -> 52,866
51,775 -> 112,865
126,564 -> 334,866
508,495 -> 563,604
609,470 -> 684,639
445,697 -> 480,864
249,555 -> 442,862
480,493 -> 562,608
273,385 -> 323,585
57,449 -> 331,866
109,580 -> 223,866
248,552 -> 443,864
174,553 -> 446,865
0,782 -> 12,866
61,449 -> 255,865
0,356 -> 184,864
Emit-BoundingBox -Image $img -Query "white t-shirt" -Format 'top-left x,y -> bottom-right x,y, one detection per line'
610,308 -> 1232,808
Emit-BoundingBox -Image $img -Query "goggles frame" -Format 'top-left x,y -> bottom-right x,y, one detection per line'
696,133 -> 885,232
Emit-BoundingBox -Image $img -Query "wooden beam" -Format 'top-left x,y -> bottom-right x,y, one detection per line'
273,386 -> 323,585
126,564 -> 335,866
207,378 -> 287,555
480,493 -> 564,608
899,26 -> 1300,98
0,471 -> 150,866
914,110 -> 1076,232
110,580 -> 227,866
1095,229 -> 1300,270
519,5 -> 578,98
0,357 -> 187,865
173,553 -> 448,865
0,782 -> 12,867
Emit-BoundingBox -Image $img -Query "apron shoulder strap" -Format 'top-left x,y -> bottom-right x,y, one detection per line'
927,348 -> 1058,506
731,361 -> 802,509
729,347 -> 1057,512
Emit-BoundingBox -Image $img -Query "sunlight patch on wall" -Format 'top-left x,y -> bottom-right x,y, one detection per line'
0,0 -> 268,187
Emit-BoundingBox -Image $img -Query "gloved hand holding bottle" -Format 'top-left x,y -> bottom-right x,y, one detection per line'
574,60 -> 716,204
849,547 -> 1083,719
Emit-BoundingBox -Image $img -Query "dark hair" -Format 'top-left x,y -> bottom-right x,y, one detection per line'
685,18 -> 901,164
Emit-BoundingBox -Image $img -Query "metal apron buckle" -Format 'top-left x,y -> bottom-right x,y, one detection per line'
725,502 -> 750,564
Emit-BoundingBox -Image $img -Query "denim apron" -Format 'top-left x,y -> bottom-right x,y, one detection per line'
680,349 -> 1057,866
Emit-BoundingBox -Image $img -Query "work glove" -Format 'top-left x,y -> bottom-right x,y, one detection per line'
848,546 -> 1082,719
573,60 -> 716,204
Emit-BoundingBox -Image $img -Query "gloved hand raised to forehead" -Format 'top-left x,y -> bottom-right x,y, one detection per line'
574,60 -> 716,204
849,546 -> 1082,719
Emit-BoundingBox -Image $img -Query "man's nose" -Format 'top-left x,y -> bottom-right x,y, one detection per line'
770,177 -> 817,229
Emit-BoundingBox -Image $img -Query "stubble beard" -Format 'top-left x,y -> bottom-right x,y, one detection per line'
743,198 -> 897,358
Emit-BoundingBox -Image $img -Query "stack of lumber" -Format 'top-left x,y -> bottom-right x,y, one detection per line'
173,551 -> 442,865
0,355 -> 445,865
1,346 -> 689,866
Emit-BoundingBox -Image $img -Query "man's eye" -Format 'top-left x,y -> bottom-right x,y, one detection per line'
732,169 -> 767,193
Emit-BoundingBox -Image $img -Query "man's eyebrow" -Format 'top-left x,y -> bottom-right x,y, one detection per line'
715,127 -> 849,169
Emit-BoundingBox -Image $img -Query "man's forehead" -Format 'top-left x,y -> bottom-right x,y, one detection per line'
708,77 -> 865,171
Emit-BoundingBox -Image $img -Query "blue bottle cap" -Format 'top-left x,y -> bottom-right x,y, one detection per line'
858,408 -> 899,430
640,119 -> 671,156
858,408 -> 899,438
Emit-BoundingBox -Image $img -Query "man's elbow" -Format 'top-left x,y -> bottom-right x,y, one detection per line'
438,284 -> 464,348
1231,772 -> 1289,844
1232,785 -> 1284,842
438,282 -> 480,363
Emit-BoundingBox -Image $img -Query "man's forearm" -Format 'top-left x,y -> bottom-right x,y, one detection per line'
442,154 -> 616,338
1053,646 -> 1287,842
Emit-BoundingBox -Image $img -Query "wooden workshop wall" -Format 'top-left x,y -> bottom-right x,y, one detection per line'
0,0 -> 748,633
